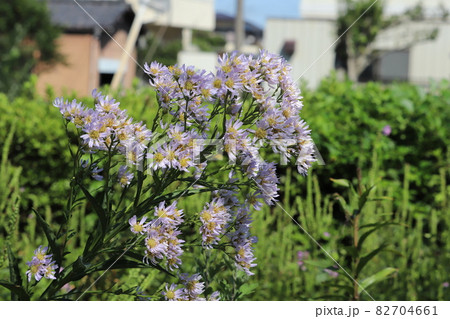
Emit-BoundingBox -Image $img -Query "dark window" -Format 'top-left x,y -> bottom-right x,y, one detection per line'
99,73 -> 114,86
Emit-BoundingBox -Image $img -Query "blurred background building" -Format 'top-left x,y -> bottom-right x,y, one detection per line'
265,0 -> 450,88
33,0 -> 450,94
37,0 -> 216,95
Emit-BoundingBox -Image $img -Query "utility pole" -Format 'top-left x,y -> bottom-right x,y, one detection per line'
235,0 -> 244,52
110,10 -> 144,90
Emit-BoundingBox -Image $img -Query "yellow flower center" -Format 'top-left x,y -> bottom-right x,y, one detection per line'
206,222 -> 216,230
201,88 -> 211,98
267,117 -> 277,126
127,151 -> 137,163
118,131 -> 128,141
179,157 -> 189,168
166,290 -> 175,299
74,116 -> 84,126
157,209 -> 166,218
228,126 -> 238,136
201,211 -> 212,221
167,151 -> 176,161
222,65 -> 231,73
186,281 -> 196,291
225,79 -> 234,89
184,80 -> 194,90
89,130 -> 100,140
36,252 -> 46,261
146,238 -> 157,248
282,109 -> 292,118
133,223 -> 143,233
172,132 -> 183,141
213,78 -> 222,88
31,264 -> 40,274
154,152 -> 164,163
255,127 -> 267,139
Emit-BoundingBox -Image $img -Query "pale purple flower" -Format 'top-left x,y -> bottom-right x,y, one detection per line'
118,165 -> 134,187
129,215 -> 149,235
442,282 -> 449,288
254,162 -> 279,205
26,258 -> 44,282
228,206 -> 257,276
324,268 -> 339,278
199,198 -> 231,248
25,246 -> 59,282
80,121 -> 109,149
143,230 -> 168,264
33,246 -> 52,263
162,283 -> 186,301
297,250 -> 309,271
180,273 -> 205,300
91,165 -> 103,181
208,291 -> 220,301
382,125 -> 392,136
95,94 -> 121,115
43,261 -> 58,280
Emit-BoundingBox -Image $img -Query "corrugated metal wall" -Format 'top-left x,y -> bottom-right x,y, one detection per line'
409,23 -> 450,86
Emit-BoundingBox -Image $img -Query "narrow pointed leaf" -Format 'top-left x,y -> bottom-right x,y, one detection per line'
33,208 -> 61,265
356,244 -> 388,276
358,186 -> 375,211
78,182 -> 108,233
358,222 -> 401,250
358,267 -> 397,294
0,280 -> 30,301
330,178 -> 351,187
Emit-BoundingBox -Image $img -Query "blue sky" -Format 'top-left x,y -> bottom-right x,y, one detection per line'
215,0 -> 301,28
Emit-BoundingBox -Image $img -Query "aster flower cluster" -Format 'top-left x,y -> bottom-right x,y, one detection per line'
203,177 -> 257,276
147,123 -> 205,174
129,201 -> 184,271
162,273 -> 220,301
227,205 -> 258,276
199,197 -> 231,249
53,90 -> 152,170
145,50 -> 315,204
25,246 -> 59,282
51,50 -> 314,299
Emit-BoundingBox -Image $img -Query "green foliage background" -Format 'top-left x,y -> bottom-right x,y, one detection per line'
0,76 -> 449,300
0,0 -> 61,99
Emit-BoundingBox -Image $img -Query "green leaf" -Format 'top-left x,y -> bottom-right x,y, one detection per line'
330,178 -> 351,187
366,196 -> 394,202
7,244 -> 21,285
356,244 -> 388,276
358,222 -> 401,250
303,259 -> 335,268
86,253 -> 174,278
333,194 -> 350,217
78,182 -> 108,233
358,185 -> 375,211
358,267 -> 397,294
33,208 -> 61,266
6,244 -> 22,300
0,280 -> 30,301
238,283 -> 258,297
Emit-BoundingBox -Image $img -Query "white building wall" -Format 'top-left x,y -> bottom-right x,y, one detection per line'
300,0 -> 449,19
126,0 -> 215,31
264,19 -> 335,89
296,0 -> 450,85
409,23 -> 450,85
177,51 -> 217,72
